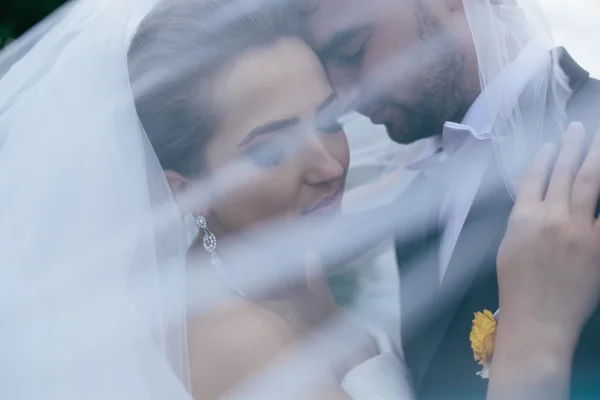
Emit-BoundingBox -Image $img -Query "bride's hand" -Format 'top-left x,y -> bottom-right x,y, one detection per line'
488,122 -> 600,399
497,122 -> 600,344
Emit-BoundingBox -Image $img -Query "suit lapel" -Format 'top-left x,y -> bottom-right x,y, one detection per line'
396,172 -> 446,387
414,47 -> 589,373
400,48 -> 592,393
413,50 -> 590,388
406,156 -> 513,389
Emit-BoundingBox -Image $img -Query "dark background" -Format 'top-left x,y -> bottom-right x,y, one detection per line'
0,0 -> 68,48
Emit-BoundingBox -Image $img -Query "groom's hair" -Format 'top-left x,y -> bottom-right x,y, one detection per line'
127,0 -> 301,176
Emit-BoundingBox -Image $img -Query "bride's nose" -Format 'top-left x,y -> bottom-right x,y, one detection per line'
302,136 -> 345,186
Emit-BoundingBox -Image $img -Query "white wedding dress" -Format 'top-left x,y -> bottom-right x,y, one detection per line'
338,320 -> 414,400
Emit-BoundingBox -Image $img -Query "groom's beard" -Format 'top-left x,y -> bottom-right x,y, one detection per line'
386,37 -> 471,144
356,42 -> 471,145
366,6 -> 473,144
379,102 -> 461,145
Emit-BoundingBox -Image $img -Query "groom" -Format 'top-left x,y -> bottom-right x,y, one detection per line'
300,0 -> 600,398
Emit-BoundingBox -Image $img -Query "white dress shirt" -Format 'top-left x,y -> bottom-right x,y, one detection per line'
405,41 -> 550,282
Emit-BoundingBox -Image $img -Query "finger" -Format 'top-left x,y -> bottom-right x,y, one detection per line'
572,126 -> 600,221
515,142 -> 556,207
545,122 -> 586,206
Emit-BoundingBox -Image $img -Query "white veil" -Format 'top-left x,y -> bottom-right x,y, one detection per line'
463,0 -> 572,197
0,0 -> 577,398
0,2 -> 74,78
0,0 -> 192,398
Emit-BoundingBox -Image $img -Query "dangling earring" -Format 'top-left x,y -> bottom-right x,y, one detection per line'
194,215 -> 245,297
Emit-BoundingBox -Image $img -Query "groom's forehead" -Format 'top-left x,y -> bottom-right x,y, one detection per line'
300,0 -> 373,51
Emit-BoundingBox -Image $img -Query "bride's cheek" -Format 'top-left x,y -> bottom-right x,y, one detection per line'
213,173 -> 296,231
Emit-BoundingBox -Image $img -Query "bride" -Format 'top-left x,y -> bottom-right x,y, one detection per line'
128,0 -> 411,398
3,0 -> 600,399
1,0 -> 409,398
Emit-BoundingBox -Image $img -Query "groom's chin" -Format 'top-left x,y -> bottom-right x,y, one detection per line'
384,122 -> 420,145
384,113 -> 445,144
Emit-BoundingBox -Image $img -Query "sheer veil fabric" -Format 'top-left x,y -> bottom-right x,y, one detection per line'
0,0 -> 575,398
0,0 -> 192,398
0,2 -> 75,79
463,0 -> 571,197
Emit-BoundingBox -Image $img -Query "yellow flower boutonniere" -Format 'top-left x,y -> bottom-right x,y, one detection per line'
469,310 -> 497,379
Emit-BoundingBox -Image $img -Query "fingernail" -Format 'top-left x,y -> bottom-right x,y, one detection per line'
568,121 -> 585,134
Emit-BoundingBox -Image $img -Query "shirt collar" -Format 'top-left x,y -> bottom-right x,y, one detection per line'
407,40 -> 550,171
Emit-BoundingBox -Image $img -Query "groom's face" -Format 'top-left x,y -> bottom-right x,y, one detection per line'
301,0 -> 479,144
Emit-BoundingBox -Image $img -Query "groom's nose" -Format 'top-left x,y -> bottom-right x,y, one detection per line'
328,70 -> 358,95
327,84 -> 363,117
325,66 -> 363,106
326,74 -> 382,119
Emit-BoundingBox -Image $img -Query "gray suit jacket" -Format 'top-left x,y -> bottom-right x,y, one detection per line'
396,49 -> 600,399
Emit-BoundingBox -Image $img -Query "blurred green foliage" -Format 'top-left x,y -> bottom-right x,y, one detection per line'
1,0 -> 68,47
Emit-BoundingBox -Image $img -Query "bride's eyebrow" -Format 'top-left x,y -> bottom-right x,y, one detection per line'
238,117 -> 300,147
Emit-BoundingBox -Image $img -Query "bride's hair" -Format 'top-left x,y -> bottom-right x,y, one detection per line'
127,0 -> 301,176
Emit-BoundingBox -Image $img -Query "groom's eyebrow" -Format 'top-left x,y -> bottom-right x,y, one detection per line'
317,27 -> 363,60
239,118 -> 301,147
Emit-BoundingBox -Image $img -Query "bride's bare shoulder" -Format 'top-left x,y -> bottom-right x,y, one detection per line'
186,299 -> 296,399
188,298 -> 297,346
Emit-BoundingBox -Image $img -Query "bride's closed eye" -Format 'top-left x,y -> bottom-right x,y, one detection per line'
240,118 -> 300,168
240,93 -> 344,167
244,138 -> 289,168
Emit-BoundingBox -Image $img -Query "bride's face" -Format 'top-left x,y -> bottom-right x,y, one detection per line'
199,38 -> 349,236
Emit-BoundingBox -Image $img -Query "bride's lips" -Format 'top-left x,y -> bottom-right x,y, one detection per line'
303,189 -> 343,216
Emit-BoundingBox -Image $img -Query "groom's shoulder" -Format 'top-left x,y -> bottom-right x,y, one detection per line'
567,75 -> 600,131
560,48 -> 600,130
574,75 -> 600,103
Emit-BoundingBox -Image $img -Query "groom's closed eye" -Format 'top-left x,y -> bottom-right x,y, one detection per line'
317,27 -> 371,67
